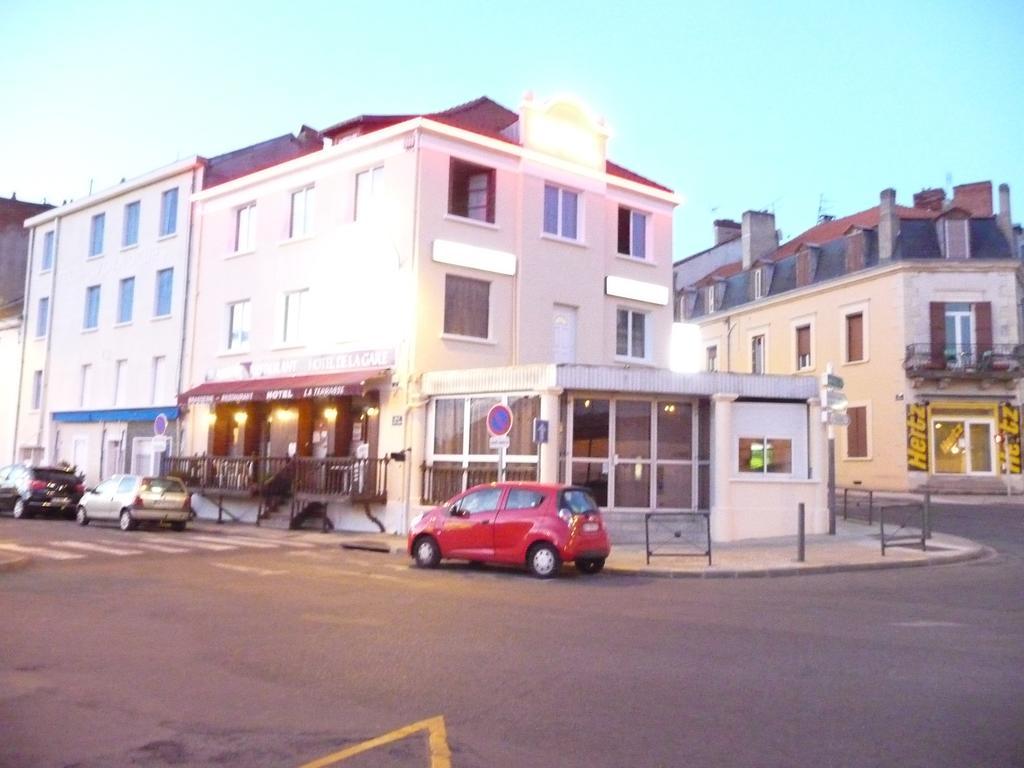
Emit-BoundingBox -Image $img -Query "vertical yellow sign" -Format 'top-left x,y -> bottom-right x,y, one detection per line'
998,402 -> 1021,474
906,403 -> 929,471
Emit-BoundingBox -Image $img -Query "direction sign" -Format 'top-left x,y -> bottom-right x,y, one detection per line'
823,411 -> 851,427
822,389 -> 849,411
821,372 -> 845,390
486,404 -> 514,437
532,418 -> 549,444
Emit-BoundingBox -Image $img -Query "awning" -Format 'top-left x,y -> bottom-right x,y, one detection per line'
178,369 -> 387,406
52,406 -> 180,424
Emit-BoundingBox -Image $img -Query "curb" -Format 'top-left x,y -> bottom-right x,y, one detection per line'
604,544 -> 992,579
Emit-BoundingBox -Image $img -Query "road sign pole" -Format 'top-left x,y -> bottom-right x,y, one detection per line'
828,424 -> 836,535
499,447 -> 506,482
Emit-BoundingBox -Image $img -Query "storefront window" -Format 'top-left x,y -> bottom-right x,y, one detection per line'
933,418 -> 993,475
738,438 -> 793,474
615,462 -> 650,507
433,399 -> 463,455
468,397 -> 500,454
657,464 -> 693,508
616,400 -> 651,458
658,401 -> 693,460
508,396 -> 540,455
572,398 -> 609,458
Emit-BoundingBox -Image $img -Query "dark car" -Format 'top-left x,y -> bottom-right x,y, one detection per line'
0,464 -> 86,519
407,482 -> 611,578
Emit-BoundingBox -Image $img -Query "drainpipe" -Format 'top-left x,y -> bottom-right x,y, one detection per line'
12,225 -> 39,462
36,216 -> 61,459
178,162 -> 204,459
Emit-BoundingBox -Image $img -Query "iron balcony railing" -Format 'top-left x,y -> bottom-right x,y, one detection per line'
166,455 -> 390,500
903,343 -> 1024,377
419,463 -> 539,505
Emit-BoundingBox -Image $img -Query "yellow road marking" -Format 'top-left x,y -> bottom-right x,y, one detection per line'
298,715 -> 451,768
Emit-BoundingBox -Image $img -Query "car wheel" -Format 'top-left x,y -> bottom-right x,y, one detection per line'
12,498 -> 29,519
119,509 -> 136,532
527,542 -> 561,579
76,506 -> 90,526
170,521 -> 186,532
412,536 -> 440,568
575,557 -> 605,574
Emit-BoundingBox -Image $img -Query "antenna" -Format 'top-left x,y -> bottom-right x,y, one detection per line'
817,193 -> 835,223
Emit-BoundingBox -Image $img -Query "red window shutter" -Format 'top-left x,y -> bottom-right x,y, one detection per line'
847,406 -> 867,458
929,302 -> 946,368
975,302 -> 993,354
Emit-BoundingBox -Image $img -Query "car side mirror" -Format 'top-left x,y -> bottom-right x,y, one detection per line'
448,503 -> 463,517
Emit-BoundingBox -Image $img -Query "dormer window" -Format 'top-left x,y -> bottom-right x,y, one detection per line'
706,285 -> 716,313
941,217 -> 970,259
753,267 -> 764,299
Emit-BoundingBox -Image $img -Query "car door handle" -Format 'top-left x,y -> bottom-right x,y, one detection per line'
481,520 -> 491,525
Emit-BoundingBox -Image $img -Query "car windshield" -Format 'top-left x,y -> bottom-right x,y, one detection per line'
559,488 -> 599,515
141,478 -> 186,494
33,469 -> 79,484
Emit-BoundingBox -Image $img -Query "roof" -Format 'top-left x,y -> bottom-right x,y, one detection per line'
774,204 -> 934,260
321,96 -> 673,194
202,127 -> 323,190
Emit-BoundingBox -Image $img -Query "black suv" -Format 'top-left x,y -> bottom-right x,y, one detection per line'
0,464 -> 85,519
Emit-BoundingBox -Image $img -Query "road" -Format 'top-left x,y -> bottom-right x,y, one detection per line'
2,503 -> 1022,768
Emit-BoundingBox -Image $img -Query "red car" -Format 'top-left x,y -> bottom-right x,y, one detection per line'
407,482 -> 611,578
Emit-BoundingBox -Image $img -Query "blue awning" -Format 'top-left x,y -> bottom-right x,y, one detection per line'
51,406 -> 180,424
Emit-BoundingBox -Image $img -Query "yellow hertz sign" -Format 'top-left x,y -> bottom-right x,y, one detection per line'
999,402 -> 1022,475
906,404 -> 929,471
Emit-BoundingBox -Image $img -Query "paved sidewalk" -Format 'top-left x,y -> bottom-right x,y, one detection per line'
0,518 -> 989,577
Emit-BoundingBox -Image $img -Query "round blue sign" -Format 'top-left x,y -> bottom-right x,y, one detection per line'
486,404 -> 514,437
153,413 -> 169,436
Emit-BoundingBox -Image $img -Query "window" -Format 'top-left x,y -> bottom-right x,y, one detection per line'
83,285 -> 101,329
280,289 -> 306,345
944,302 -> 974,362
453,487 -> 503,515
846,405 -> 868,458
543,184 -> 579,240
35,297 -> 49,338
845,312 -> 864,362
738,437 -> 793,474
753,268 -> 764,299
151,356 -> 166,404
443,275 -> 489,338
89,213 -> 105,257
354,165 -> 384,221
448,158 -> 495,223
41,231 -> 55,271
159,188 -> 178,237
795,324 -> 811,369
31,370 -> 43,410
616,308 -> 647,359
79,364 -> 91,408
123,201 -> 140,247
117,277 -> 135,324
154,268 -> 173,317
235,203 -> 256,252
706,345 -> 718,372
227,300 -> 251,351
706,285 -> 716,313
506,489 -> 545,510
617,206 -> 648,259
751,334 -> 765,374
113,359 -> 127,407
289,185 -> 314,238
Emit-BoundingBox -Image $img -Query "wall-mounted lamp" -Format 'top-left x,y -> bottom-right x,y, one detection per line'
365,406 -> 380,418
206,413 -> 217,426
233,411 -> 248,425
323,407 -> 338,421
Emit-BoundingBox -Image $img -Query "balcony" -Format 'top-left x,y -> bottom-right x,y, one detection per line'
903,343 -> 1024,382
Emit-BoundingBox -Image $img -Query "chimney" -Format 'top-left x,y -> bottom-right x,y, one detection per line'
713,219 -> 741,245
913,188 -> 945,212
879,188 -> 898,261
952,181 -> 993,217
741,211 -> 778,269
997,183 -> 1014,250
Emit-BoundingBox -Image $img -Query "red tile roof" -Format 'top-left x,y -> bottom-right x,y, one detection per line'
774,204 -> 935,260
321,96 -> 673,194
695,262 -> 744,284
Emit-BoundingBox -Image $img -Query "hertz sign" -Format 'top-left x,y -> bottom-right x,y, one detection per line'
905,403 -> 929,472
998,402 -> 1022,475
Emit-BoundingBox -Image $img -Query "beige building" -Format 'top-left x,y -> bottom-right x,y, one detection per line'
677,181 -> 1023,494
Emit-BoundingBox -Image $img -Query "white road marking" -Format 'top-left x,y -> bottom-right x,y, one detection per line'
210,562 -> 288,576
0,541 -> 85,560
139,535 -> 235,551
50,540 -> 142,556
124,540 -> 190,554
892,620 -> 963,628
189,535 -> 278,549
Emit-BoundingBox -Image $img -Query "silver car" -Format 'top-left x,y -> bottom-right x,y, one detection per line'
77,475 -> 190,531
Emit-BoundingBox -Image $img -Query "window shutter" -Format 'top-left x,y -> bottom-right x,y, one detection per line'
846,313 -> 863,362
617,207 -> 631,254
929,302 -> 946,367
975,302 -> 993,354
847,405 -> 867,458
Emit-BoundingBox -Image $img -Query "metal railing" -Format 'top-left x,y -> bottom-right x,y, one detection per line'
419,463 -> 538,505
644,511 -> 712,565
904,343 -> 1024,376
840,487 -> 875,525
880,494 -> 932,555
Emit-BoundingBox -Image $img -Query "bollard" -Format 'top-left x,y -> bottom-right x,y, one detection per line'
868,489 -> 874,525
923,491 -> 931,542
797,502 -> 806,562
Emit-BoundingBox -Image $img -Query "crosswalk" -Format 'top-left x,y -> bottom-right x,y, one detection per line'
0,530 -> 328,564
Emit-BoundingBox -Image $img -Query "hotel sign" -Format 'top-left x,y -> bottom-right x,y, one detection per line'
905,403 -> 929,472
998,402 -> 1022,475
209,348 -> 395,382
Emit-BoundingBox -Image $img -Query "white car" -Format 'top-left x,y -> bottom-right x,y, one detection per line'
77,475 -> 191,531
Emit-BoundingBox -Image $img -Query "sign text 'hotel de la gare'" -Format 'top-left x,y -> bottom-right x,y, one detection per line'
187,349 -> 395,406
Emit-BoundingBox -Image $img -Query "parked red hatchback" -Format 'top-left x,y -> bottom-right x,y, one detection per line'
407,482 -> 611,578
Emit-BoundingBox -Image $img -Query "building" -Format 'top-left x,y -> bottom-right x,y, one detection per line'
174,94 -> 826,541
676,181 -> 1023,494
14,129 -> 321,483
1,195 -> 53,463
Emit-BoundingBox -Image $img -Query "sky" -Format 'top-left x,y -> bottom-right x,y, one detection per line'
3,0 -> 1022,261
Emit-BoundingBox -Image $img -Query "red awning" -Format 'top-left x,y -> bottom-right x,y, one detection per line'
178,369 -> 387,406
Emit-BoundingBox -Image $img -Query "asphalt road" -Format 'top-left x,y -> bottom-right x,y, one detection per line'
1,503 -> 1022,768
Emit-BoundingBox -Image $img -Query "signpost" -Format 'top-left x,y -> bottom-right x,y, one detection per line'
487,404 -> 514,481
820,365 -> 847,535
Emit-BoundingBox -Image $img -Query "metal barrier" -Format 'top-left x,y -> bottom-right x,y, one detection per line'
880,493 -> 931,555
644,512 -> 711,566
840,487 -> 875,525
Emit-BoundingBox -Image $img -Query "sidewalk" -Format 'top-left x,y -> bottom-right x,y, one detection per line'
0,518 -> 989,578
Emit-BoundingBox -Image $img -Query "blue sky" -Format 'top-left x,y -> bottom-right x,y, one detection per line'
3,0 -> 1022,260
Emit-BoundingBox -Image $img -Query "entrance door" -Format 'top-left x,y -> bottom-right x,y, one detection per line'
132,437 -> 173,476
72,437 -> 88,477
104,439 -> 122,479
932,419 -> 994,475
553,305 -> 577,363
